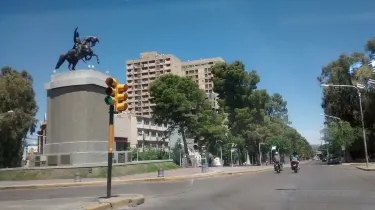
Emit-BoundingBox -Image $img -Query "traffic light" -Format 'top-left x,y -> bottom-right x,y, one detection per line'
104,77 -> 129,112
37,122 -> 46,136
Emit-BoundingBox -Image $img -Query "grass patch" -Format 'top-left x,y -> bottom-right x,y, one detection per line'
0,161 -> 179,181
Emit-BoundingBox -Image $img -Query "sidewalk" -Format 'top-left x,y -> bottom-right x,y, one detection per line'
351,163 -> 375,171
0,166 -> 273,190
0,194 -> 145,210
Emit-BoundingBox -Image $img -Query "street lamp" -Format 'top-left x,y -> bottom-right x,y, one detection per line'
321,84 -> 369,167
321,114 -> 344,162
0,110 -> 14,115
0,110 -> 14,119
320,125 -> 330,158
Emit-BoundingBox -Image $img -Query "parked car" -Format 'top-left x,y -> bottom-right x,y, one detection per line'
328,156 -> 341,165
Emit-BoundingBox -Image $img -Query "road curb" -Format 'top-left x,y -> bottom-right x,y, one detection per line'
356,166 -> 375,171
84,194 -> 145,210
0,168 -> 274,191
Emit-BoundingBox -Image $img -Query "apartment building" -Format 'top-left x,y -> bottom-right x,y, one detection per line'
114,112 -> 170,150
125,51 -> 225,117
126,51 -> 182,117
182,57 -> 225,94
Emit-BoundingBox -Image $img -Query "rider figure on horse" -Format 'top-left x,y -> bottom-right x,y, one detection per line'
74,36 -> 99,57
72,27 -> 99,58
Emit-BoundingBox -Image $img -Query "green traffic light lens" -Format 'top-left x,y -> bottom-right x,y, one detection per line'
104,96 -> 113,105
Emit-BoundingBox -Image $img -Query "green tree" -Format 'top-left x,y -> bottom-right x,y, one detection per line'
212,61 -> 313,162
149,74 -> 206,163
318,37 -> 375,159
192,100 -> 228,154
0,66 -> 38,168
211,61 -> 259,126
326,121 -> 360,157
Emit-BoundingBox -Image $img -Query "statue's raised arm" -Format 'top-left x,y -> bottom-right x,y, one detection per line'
74,27 -> 80,44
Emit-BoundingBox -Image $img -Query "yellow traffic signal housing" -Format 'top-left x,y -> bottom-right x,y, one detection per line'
37,122 -> 47,136
105,77 -> 117,105
115,83 -> 129,112
104,77 -> 129,112
40,122 -> 46,130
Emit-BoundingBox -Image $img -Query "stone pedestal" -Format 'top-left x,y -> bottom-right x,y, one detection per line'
43,70 -> 110,165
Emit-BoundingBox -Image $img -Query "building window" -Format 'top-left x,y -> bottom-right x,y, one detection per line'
151,132 -> 156,137
137,129 -> 142,135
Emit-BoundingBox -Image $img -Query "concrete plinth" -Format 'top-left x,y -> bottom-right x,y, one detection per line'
43,70 -> 110,165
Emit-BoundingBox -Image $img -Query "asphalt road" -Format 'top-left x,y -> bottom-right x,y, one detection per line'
132,161 -> 375,210
2,161 -> 375,210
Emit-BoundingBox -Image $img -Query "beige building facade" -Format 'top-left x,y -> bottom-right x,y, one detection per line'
126,51 -> 182,117
114,113 -> 170,150
125,51 -> 224,117
182,57 -> 225,94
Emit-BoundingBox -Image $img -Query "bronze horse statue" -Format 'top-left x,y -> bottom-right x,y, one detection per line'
55,27 -> 100,71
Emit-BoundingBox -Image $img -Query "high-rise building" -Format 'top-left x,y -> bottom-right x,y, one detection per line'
125,52 -> 224,117
126,51 -> 182,117
182,57 -> 225,94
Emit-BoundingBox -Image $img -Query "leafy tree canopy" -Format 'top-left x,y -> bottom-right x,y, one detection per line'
318,37 -> 375,159
212,61 -> 313,159
149,74 -> 227,162
0,66 -> 38,168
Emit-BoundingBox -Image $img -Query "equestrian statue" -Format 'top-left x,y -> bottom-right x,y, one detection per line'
55,27 -> 100,71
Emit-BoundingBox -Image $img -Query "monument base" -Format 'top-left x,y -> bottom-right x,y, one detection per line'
44,70 -> 110,166
29,151 -> 131,166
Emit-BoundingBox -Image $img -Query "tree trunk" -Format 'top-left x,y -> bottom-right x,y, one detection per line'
180,126 -> 191,166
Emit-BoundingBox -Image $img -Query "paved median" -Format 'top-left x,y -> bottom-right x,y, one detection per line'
84,194 -> 145,210
341,163 -> 375,171
0,162 -> 313,191
0,194 -> 145,210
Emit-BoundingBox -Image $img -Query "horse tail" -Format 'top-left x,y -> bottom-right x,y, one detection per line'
55,53 -> 67,70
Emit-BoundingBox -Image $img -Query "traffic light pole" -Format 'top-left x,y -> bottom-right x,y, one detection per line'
106,104 -> 114,198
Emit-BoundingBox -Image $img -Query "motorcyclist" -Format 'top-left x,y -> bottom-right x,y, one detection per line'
290,152 -> 299,169
273,152 -> 282,171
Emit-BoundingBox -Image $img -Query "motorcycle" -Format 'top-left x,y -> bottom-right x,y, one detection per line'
274,162 -> 281,174
291,161 -> 299,173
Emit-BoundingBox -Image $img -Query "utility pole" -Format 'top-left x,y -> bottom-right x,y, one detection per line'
106,104 -> 114,198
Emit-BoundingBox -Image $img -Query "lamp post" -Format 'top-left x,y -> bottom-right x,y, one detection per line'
321,84 -> 369,168
321,114 -> 344,162
0,110 -> 14,119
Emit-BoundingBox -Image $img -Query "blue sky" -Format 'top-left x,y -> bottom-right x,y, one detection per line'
1,0 -> 375,144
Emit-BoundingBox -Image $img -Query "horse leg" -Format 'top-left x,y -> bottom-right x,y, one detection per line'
93,53 -> 100,64
55,54 -> 67,69
71,60 -> 78,70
